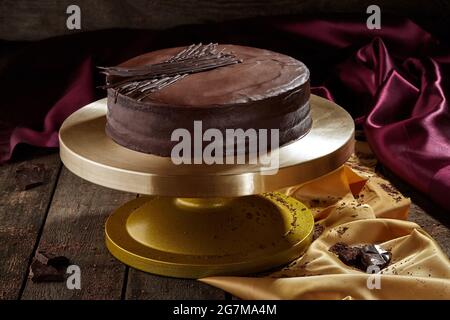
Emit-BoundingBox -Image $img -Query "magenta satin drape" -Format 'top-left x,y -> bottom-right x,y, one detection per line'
0,17 -> 449,210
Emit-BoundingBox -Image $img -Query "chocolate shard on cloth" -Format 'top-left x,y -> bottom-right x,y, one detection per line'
360,244 -> 392,270
329,242 -> 391,271
329,242 -> 364,270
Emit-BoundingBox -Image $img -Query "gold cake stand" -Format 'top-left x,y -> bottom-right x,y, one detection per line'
59,95 -> 354,278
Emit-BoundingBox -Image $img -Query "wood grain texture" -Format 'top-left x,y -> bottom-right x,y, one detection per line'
126,270 -> 226,300
0,150 -> 61,300
408,203 -> 450,257
20,167 -> 135,300
0,0 -> 449,41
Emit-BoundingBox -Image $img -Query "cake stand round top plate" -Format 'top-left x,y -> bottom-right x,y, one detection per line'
59,94 -> 354,197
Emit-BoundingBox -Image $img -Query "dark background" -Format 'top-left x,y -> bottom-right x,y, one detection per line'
0,0 -> 449,42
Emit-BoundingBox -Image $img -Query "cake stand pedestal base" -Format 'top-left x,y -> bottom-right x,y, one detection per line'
105,192 -> 314,279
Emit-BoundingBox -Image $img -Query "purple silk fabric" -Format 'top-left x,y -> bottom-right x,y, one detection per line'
0,18 -> 449,211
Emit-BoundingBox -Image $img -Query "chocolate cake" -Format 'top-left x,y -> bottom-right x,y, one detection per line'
103,44 -> 311,157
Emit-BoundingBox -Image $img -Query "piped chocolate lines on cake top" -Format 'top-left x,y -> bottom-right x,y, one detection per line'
99,43 -> 242,101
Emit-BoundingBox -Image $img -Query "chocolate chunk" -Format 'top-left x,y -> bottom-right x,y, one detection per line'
329,242 -> 391,272
329,242 -> 363,269
15,164 -> 46,190
361,244 -> 392,269
30,260 -> 65,283
29,251 -> 71,283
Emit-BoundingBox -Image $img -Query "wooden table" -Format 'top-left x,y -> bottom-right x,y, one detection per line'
1,147 -> 449,300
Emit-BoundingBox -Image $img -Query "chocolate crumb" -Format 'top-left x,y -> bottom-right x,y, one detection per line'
336,226 -> 349,236
15,164 -> 47,190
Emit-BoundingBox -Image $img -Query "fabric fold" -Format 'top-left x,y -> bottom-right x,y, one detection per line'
201,160 -> 450,300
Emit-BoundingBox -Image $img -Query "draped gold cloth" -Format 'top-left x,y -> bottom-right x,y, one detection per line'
201,149 -> 450,299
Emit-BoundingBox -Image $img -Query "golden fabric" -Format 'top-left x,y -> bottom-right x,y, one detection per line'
201,156 -> 450,299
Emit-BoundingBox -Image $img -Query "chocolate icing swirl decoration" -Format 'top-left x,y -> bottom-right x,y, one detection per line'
99,43 -> 242,102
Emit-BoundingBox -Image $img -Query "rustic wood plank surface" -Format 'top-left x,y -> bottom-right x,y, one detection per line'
126,271 -> 226,300
20,167 -> 135,299
0,149 -> 61,300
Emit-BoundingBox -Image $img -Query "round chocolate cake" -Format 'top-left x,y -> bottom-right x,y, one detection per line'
104,44 -> 311,156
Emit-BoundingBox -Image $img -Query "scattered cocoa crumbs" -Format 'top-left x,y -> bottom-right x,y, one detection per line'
349,164 -> 374,174
15,163 -> 47,190
379,183 -> 399,195
378,183 -> 405,203
313,224 -> 324,240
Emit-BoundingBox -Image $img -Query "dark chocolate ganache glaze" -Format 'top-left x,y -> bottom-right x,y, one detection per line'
105,44 -> 311,157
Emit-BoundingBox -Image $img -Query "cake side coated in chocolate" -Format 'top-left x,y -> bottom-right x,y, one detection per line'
105,44 -> 312,157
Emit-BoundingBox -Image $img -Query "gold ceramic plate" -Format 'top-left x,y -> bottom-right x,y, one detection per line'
105,193 -> 314,278
59,95 -> 355,197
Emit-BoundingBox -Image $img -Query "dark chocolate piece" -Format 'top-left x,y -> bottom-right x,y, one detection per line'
29,251 -> 71,283
329,242 -> 392,272
15,164 -> 46,190
30,260 -> 65,283
329,242 -> 363,270
35,251 -> 71,269
361,244 -> 392,269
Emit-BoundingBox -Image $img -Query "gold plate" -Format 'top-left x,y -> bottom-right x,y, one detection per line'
59,95 -> 354,197
105,193 -> 314,278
